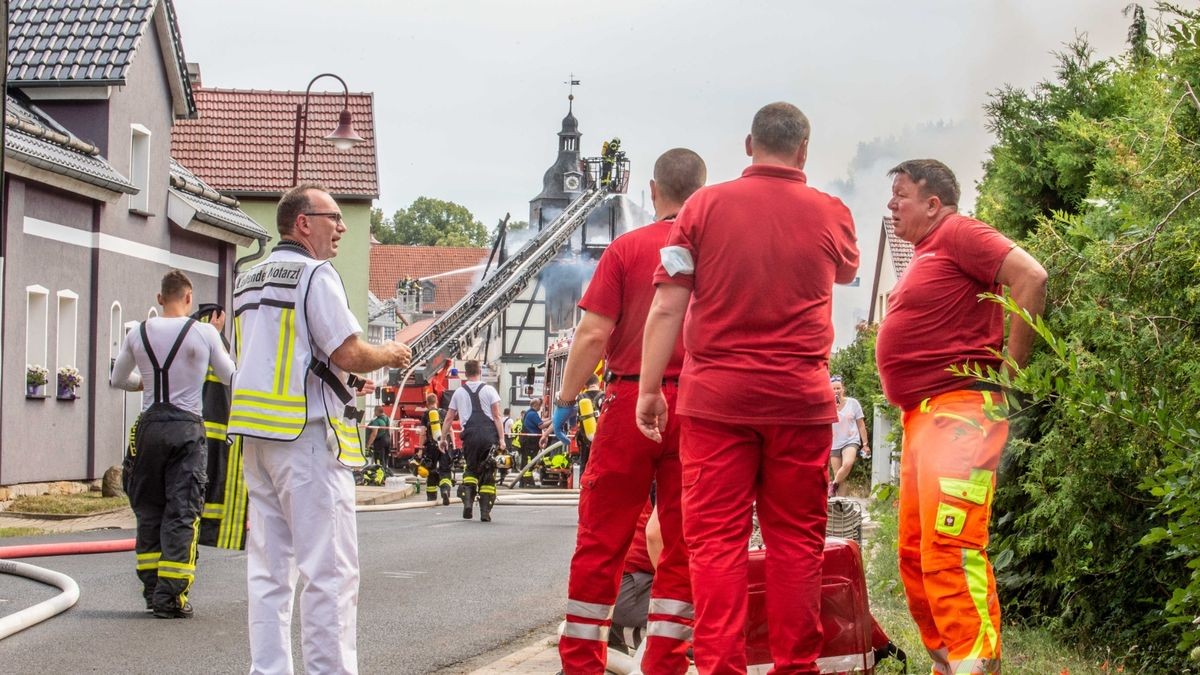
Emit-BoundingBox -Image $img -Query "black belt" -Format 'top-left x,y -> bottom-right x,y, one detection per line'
603,372 -> 679,385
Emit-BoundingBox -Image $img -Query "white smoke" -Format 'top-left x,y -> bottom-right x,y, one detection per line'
822,120 -> 988,350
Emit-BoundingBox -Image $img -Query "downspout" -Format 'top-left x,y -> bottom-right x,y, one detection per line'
234,238 -> 266,273
86,201 -> 100,478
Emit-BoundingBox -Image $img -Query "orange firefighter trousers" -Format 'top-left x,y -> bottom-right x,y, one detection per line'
898,389 -> 1007,675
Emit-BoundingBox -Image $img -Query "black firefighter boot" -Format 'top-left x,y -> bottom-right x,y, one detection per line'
479,493 -> 494,523
425,482 -> 438,501
460,483 -> 476,519
440,483 -> 451,506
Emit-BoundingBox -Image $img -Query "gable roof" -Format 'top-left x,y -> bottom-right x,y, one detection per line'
369,245 -> 491,313
883,217 -> 914,276
170,88 -> 379,199
4,93 -> 136,195
6,0 -> 196,117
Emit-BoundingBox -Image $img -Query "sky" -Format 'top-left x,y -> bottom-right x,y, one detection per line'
173,0 -> 1137,347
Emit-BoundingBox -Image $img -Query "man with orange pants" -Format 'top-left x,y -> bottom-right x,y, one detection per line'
637,102 -> 859,673
557,148 -> 707,675
876,159 -> 1047,674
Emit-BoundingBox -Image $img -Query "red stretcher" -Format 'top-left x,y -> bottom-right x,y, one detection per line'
745,538 -> 906,674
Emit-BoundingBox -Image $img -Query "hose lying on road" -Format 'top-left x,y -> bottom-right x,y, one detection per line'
0,559 -> 80,640
0,538 -> 135,560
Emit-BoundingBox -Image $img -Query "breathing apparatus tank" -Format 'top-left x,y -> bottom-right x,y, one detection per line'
578,396 -> 598,441
429,408 -> 442,441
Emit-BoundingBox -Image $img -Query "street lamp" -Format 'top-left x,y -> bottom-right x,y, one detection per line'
291,72 -> 364,186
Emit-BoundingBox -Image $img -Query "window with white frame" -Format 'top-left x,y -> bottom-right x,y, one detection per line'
26,285 -> 49,384
130,124 -> 151,213
56,290 -> 79,374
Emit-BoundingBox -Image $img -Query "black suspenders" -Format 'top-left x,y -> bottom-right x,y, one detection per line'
139,318 -> 197,405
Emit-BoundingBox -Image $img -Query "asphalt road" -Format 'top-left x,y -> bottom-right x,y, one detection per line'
0,496 -> 578,674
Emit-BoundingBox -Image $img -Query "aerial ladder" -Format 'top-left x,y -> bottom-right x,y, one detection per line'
386,155 -> 630,422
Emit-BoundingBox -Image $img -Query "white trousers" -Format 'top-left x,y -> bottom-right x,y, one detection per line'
243,424 -> 359,675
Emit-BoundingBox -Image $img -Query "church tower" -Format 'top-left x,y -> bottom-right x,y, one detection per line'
529,100 -> 585,230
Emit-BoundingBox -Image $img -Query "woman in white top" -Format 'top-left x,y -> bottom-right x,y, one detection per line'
829,376 -> 870,497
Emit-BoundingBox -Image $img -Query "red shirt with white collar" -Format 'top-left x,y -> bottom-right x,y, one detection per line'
653,164 -> 859,425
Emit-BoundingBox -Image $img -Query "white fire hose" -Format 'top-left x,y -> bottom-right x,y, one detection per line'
0,559 -> 81,640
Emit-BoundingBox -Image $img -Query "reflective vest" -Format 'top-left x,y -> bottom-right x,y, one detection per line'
228,245 -> 366,467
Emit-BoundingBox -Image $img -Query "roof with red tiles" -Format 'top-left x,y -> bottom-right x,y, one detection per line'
170,87 -> 378,198
370,245 -> 492,313
883,217 -> 914,277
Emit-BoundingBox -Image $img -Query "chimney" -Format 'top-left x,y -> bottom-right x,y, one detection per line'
186,62 -> 202,89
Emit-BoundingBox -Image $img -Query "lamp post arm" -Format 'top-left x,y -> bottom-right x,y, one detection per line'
291,73 -> 352,187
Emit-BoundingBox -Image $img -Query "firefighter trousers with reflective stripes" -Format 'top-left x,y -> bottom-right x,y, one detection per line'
242,424 -> 359,675
560,380 -> 692,675
126,404 -> 206,610
680,415 -> 830,675
899,390 -> 1007,675
461,428 -> 498,493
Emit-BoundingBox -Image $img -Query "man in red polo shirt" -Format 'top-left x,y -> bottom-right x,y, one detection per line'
876,159 -> 1046,675
556,148 -> 707,675
637,102 -> 859,673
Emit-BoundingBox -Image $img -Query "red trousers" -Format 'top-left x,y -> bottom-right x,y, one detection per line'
680,415 -> 831,674
559,380 -> 692,675
898,390 -> 1007,675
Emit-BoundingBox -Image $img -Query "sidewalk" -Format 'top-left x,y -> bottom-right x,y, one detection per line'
0,482 -> 420,535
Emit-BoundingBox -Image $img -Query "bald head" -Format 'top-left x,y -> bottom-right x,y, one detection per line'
750,102 -> 810,158
652,148 -> 707,204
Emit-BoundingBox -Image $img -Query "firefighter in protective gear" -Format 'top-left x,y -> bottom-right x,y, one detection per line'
420,393 -> 453,504
600,137 -> 621,187
192,303 -> 248,551
110,271 -> 236,618
442,360 -> 505,522
230,184 -> 412,675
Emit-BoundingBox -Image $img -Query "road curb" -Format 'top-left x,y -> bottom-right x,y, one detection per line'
470,634 -> 559,673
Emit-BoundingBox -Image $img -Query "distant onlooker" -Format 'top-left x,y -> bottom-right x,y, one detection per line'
829,376 -> 869,497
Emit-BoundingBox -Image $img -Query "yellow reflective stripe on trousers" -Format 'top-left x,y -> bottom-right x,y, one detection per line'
439,478 -> 452,487
961,549 -> 999,670
218,437 -> 247,549
479,485 -> 496,495
204,420 -> 228,441
202,502 -> 224,519
463,476 -> 479,486
205,365 -> 222,384
136,551 -> 161,570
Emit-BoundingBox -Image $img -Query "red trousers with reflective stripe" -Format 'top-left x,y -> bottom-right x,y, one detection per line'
680,415 -> 830,675
898,390 -> 1007,674
559,380 -> 692,675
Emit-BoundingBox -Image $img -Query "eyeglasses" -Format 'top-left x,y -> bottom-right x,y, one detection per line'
304,212 -> 344,224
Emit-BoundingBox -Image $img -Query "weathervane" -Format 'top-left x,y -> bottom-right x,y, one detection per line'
564,73 -> 581,111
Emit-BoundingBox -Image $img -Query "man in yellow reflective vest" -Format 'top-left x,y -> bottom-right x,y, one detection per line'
230,183 -> 412,674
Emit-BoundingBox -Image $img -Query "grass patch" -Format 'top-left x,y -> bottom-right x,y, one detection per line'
866,486 -> 1132,674
0,527 -> 46,538
8,492 -> 129,515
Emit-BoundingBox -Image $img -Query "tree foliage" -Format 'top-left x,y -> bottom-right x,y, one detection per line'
371,197 -> 489,247
970,4 -> 1200,667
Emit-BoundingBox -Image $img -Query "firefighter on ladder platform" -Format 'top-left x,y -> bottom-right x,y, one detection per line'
442,360 -> 505,522
420,393 -> 452,504
557,148 -> 707,675
600,137 -> 622,188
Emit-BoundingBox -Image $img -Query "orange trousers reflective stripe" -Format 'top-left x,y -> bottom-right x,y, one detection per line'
898,390 -> 1007,674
